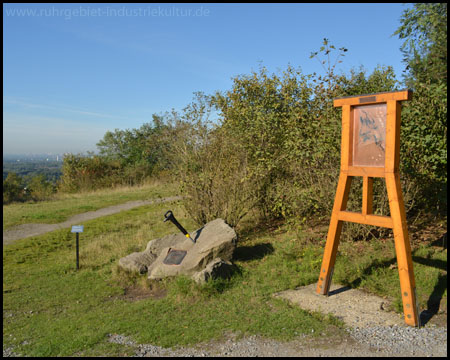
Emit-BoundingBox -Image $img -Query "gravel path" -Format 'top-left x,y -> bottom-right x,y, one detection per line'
102,326 -> 447,357
4,325 -> 446,358
3,196 -> 182,245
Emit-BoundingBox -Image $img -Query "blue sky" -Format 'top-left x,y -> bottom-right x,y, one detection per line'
3,3 -> 412,155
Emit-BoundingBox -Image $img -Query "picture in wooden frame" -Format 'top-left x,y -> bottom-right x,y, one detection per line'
352,103 -> 386,167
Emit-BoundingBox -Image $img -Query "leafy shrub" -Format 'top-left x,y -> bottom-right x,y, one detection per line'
394,3 -> 447,217
165,93 -> 259,228
58,154 -> 123,193
3,172 -> 24,204
27,174 -> 56,201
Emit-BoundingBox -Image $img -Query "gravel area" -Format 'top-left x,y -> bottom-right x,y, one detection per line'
274,284 -> 407,328
4,326 -> 447,357
104,325 -> 447,357
346,324 -> 447,357
2,347 -> 18,358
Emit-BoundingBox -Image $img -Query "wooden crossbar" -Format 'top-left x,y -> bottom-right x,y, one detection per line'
337,211 -> 393,228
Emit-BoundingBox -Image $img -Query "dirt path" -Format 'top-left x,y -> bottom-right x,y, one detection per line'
3,196 -> 182,246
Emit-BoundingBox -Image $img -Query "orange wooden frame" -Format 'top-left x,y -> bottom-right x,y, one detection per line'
316,90 -> 420,327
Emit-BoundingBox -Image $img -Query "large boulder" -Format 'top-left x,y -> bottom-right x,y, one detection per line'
147,218 -> 237,281
118,218 -> 238,283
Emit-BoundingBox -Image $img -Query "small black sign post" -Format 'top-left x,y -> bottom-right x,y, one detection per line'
71,225 -> 84,270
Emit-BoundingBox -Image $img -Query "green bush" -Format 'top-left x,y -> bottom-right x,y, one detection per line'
400,81 -> 447,217
3,172 -> 24,204
394,3 -> 447,217
208,58 -> 403,229
27,174 -> 56,201
164,93 -> 258,228
58,154 -> 123,193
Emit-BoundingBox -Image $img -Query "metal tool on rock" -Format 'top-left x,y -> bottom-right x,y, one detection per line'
164,210 -> 195,243
162,210 -> 195,265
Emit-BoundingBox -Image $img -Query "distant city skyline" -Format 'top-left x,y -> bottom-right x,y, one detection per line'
4,3 -> 412,154
3,152 -> 72,161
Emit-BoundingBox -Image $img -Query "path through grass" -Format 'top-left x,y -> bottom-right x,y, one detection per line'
3,181 -> 177,230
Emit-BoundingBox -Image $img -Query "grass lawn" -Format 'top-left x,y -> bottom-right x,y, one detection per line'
3,188 -> 447,356
3,180 -> 177,230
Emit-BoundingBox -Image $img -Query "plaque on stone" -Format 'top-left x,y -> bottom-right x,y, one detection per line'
163,248 -> 187,265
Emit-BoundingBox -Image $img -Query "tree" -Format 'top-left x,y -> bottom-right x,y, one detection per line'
27,174 -> 55,201
96,115 -> 172,178
3,172 -> 24,204
394,3 -> 447,215
393,3 -> 447,88
96,125 -> 152,166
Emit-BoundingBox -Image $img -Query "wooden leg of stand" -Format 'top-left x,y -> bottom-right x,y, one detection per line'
362,176 -> 373,215
316,173 -> 352,295
385,172 -> 420,327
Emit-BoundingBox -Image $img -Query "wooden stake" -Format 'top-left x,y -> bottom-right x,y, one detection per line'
316,173 -> 352,295
385,172 -> 420,326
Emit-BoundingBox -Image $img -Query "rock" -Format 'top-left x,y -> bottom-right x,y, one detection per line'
118,233 -> 186,274
118,218 -> 238,283
144,233 -> 188,255
148,218 -> 237,281
118,251 -> 156,274
192,258 -> 236,284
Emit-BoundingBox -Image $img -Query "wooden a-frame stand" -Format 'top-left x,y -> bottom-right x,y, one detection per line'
316,90 -> 420,327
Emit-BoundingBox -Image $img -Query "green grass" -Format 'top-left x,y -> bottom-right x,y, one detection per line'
2,180 -> 177,230
331,236 -> 448,314
3,188 -> 447,356
3,199 -> 341,356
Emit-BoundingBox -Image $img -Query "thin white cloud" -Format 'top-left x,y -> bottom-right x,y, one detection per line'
3,97 -> 129,120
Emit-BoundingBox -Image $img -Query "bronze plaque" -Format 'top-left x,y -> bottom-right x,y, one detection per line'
163,249 -> 187,265
359,96 -> 376,104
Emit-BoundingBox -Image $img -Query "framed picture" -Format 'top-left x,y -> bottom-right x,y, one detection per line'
352,104 -> 386,167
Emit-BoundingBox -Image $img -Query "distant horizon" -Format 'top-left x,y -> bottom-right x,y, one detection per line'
3,151 -> 99,159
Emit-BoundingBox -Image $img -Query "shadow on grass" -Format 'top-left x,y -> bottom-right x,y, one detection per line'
232,243 -> 274,262
419,273 -> 447,326
430,232 -> 447,249
237,218 -> 285,240
412,256 -> 447,271
412,251 -> 447,326
346,251 -> 447,326
347,257 -> 397,288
